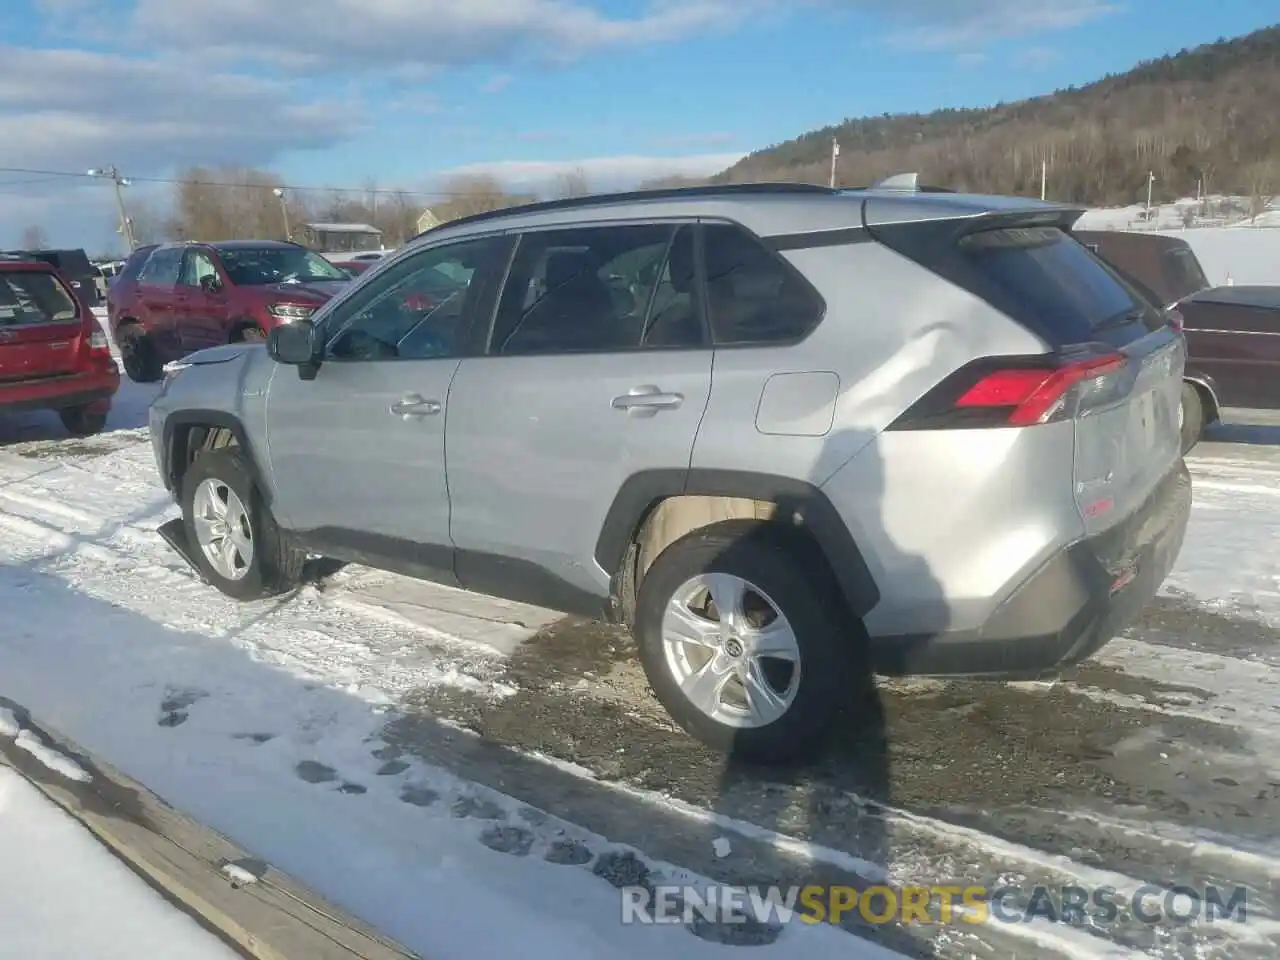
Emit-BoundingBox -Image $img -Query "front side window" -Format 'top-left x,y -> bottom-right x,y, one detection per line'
701,223 -> 824,345
327,236 -> 507,361
0,271 -> 78,327
491,223 -> 702,355
218,247 -> 347,286
179,250 -> 220,288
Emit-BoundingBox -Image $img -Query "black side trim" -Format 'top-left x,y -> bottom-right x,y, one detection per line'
594,468 -> 881,619
292,527 -> 610,620
764,226 -> 872,252
1182,369 -> 1221,421
162,409 -> 264,498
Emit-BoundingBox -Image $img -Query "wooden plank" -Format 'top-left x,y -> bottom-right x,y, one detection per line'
0,706 -> 419,960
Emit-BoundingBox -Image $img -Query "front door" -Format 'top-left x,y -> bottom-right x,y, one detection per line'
262,233 -> 513,581
445,222 -> 713,604
175,248 -> 229,350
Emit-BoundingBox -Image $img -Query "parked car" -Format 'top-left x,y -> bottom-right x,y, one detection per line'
0,255 -> 120,436
148,181 -> 1190,762
1074,229 -> 1280,450
2,247 -> 101,310
107,240 -> 350,383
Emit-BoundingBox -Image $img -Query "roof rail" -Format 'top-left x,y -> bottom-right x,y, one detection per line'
412,181 -> 840,241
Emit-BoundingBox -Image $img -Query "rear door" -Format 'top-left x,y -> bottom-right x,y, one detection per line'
951,224 -> 1184,536
133,247 -> 184,356
445,222 -> 712,605
0,269 -> 84,381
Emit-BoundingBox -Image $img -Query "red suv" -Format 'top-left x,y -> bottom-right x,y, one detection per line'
0,256 -> 120,436
107,240 -> 350,382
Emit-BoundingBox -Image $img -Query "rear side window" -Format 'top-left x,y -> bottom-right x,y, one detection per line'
119,245 -> 158,282
957,226 -> 1158,342
491,223 -> 703,355
138,248 -> 183,285
701,223 -> 824,345
0,271 -> 79,327
1163,247 -> 1209,299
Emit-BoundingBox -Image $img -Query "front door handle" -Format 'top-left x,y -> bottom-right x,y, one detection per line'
390,394 -> 442,419
612,386 -> 684,416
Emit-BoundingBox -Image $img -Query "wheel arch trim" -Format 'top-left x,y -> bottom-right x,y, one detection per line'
594,468 -> 881,620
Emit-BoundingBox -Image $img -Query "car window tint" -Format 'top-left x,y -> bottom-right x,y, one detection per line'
0,271 -> 78,326
701,223 -> 824,345
138,248 -> 182,285
219,247 -> 347,285
327,237 -> 506,362
119,246 -> 158,282
492,223 -> 690,355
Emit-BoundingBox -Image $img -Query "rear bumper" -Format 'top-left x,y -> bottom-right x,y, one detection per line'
0,369 -> 119,416
868,459 -> 1192,678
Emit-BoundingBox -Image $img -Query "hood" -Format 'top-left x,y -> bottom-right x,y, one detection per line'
182,343 -> 256,366
263,279 -> 348,302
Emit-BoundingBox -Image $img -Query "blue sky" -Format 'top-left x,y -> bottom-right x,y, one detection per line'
2,0 -> 1275,251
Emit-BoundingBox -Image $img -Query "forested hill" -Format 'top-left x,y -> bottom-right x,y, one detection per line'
716,26 -> 1280,206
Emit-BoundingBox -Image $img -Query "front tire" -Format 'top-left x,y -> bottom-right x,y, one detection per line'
59,405 -> 108,437
118,325 -> 162,382
181,447 -> 304,601
1179,382 -> 1205,454
633,520 -> 861,763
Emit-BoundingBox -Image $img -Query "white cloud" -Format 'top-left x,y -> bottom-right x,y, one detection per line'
1012,46 -> 1062,69
130,0 -> 751,72
480,73 -> 514,94
437,152 -> 746,193
0,45 -> 354,248
825,0 -> 1120,50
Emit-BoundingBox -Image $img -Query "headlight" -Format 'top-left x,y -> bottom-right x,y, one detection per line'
268,303 -> 317,322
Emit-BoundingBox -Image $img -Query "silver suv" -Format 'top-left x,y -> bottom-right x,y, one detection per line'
147,180 -> 1192,762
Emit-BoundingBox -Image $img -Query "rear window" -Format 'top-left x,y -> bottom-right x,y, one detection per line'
958,226 -> 1159,342
0,271 -> 79,327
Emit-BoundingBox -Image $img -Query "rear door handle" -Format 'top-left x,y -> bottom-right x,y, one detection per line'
612,386 -> 684,416
390,394 -> 442,418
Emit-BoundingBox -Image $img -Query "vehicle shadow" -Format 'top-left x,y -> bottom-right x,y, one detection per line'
0,378 -> 160,450
1204,418 -> 1280,447
699,423 -> 946,954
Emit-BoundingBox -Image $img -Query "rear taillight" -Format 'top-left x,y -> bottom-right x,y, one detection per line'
88,329 -> 113,360
889,351 -> 1128,430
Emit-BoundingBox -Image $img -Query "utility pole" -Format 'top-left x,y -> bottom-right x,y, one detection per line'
1145,170 -> 1156,223
88,165 -> 135,252
829,138 -> 840,188
272,187 -> 292,241
1040,157 -> 1047,201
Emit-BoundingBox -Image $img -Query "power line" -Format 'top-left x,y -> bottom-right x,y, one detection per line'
0,165 -> 484,199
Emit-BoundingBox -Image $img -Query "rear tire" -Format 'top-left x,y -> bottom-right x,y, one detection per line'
633,520 -> 861,763
59,406 -> 108,437
181,447 -> 305,601
1179,382 -> 1205,454
118,325 -> 162,383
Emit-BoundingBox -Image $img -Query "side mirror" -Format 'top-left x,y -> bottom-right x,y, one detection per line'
267,319 -> 321,380
198,273 -> 221,293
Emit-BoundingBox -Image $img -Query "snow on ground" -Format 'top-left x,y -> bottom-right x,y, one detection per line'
0,767 -> 240,960
0,388 -> 888,958
2,374 -> 1280,958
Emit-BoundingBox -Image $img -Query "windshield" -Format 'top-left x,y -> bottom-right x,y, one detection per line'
218,247 -> 347,285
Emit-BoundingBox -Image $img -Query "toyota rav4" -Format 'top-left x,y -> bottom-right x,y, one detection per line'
147,180 -> 1192,762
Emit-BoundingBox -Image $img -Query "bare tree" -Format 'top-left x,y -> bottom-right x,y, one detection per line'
1244,158 -> 1278,223
432,174 -> 530,221
20,224 -> 48,250
548,166 -> 591,199
169,165 -> 298,241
